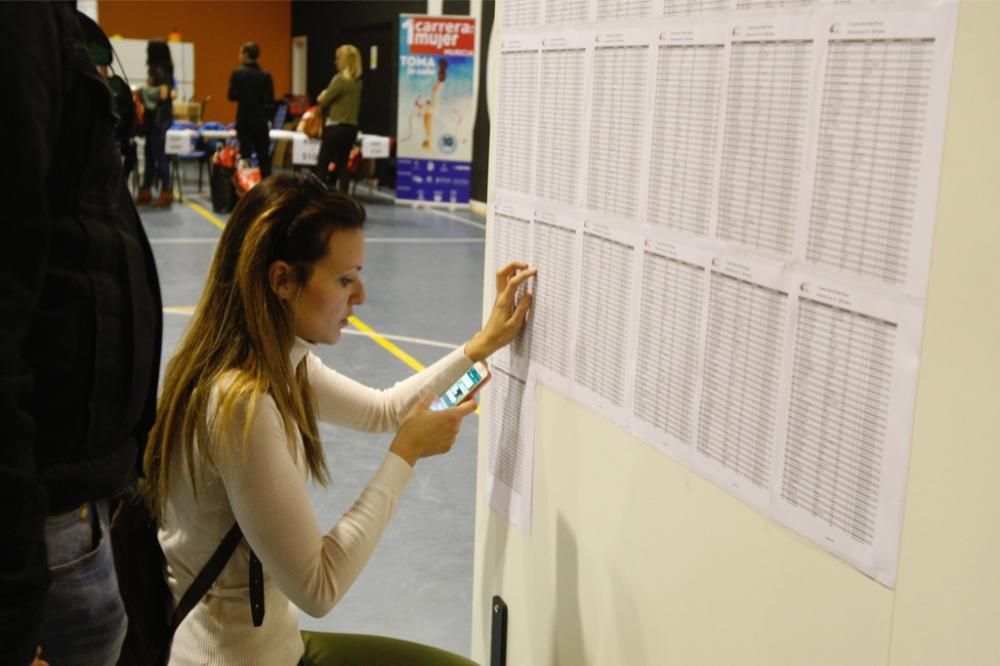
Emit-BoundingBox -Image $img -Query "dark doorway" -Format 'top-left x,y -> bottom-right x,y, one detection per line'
341,22 -> 396,139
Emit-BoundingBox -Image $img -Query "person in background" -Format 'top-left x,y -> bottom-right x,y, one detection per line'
229,41 -> 275,178
137,39 -> 175,207
315,44 -> 362,193
0,3 -> 163,664
142,172 -> 535,664
75,11 -> 140,189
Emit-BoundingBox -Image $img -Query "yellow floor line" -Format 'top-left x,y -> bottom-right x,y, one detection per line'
161,210 -> 478,407
348,316 -> 426,372
162,308 -> 425,370
345,319 -> 478,413
186,201 -> 226,230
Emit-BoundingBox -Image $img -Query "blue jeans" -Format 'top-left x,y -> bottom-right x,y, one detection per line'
142,124 -> 171,191
36,500 -> 127,666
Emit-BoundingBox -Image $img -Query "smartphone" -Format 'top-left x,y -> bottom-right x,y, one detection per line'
430,361 -> 491,411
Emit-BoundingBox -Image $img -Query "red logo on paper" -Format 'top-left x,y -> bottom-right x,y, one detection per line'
403,17 -> 476,55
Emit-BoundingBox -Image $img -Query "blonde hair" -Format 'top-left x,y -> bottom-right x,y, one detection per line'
336,44 -> 362,80
143,173 -> 366,519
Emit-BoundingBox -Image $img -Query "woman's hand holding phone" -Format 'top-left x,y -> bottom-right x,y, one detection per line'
389,393 -> 478,467
465,262 -> 537,363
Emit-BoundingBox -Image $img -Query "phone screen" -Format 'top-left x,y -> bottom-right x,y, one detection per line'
431,365 -> 487,411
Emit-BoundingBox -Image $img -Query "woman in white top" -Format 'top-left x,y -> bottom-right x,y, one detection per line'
142,172 -> 535,665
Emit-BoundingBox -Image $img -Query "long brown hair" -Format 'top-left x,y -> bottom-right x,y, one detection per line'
144,173 -> 366,519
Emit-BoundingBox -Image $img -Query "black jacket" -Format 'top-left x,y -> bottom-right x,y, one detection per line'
228,61 -> 275,129
145,63 -> 175,129
0,3 -> 163,661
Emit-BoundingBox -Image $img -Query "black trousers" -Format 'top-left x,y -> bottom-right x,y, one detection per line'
237,124 -> 271,178
316,123 -> 357,193
142,123 -> 171,190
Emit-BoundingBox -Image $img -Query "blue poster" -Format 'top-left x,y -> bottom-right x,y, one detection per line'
396,15 -> 476,204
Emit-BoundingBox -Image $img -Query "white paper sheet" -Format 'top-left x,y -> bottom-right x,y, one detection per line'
496,38 -> 540,199
489,201 -> 534,380
627,239 -> 714,460
569,222 -> 642,431
536,37 -> 589,207
718,23 -> 815,258
688,256 -> 792,511
488,0 -> 957,584
598,0 -> 657,21
502,0 -> 541,30
485,366 -> 536,533
646,26 -> 729,239
524,211 -> 581,388
585,31 -> 653,223
664,0 -> 731,17
770,277 -> 924,586
801,13 -> 954,297
544,0 -> 592,25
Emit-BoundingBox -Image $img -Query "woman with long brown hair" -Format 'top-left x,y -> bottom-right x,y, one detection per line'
143,172 -> 534,664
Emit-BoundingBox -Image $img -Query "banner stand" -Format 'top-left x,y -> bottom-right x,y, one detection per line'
395,14 -> 477,205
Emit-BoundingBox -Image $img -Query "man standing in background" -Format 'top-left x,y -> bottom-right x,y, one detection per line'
229,41 -> 275,178
0,3 -> 163,664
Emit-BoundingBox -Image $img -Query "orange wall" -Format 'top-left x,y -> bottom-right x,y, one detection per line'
98,1 -> 291,124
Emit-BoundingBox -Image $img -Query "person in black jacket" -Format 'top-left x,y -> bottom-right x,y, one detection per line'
0,4 -> 163,665
229,41 -> 275,178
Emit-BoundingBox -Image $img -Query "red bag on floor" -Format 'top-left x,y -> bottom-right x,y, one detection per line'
213,144 -> 238,169
234,164 -> 261,194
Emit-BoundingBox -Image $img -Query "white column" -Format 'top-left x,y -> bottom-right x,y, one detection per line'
78,0 -> 98,21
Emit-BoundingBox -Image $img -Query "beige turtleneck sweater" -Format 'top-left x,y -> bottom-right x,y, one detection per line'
159,338 -> 472,665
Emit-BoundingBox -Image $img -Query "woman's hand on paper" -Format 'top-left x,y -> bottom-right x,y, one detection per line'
465,262 -> 536,363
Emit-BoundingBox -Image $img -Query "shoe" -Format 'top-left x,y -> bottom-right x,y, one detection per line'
154,190 -> 173,207
136,187 -> 152,205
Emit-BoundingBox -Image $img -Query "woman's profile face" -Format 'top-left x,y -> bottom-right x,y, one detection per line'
335,49 -> 345,72
289,227 -> 366,345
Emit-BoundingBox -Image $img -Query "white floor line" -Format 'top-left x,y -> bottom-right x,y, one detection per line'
162,307 -> 460,350
427,208 -> 486,230
341,327 -> 460,350
186,188 -> 486,231
353,187 -> 484,225
363,188 -> 397,202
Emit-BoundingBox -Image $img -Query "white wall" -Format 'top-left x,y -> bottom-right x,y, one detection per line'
109,38 -> 196,102
472,1 -> 1000,664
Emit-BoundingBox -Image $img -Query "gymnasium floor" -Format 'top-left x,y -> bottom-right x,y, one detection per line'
145,175 -> 487,657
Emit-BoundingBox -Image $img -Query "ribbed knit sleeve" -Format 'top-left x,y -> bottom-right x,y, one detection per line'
215,396 -> 414,619
307,345 -> 473,431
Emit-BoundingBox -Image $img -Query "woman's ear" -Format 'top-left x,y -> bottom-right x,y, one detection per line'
268,260 -> 297,300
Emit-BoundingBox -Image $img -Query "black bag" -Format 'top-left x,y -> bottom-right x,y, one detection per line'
210,164 -> 236,214
110,494 -> 172,665
111,491 -> 256,665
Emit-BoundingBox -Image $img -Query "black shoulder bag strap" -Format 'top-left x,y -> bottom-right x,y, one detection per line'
168,523 -> 266,640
